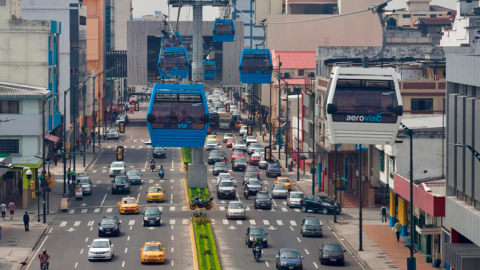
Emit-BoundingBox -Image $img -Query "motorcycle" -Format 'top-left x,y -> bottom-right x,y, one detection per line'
159,170 -> 165,179
150,163 -> 155,172
40,258 -> 48,270
189,197 -> 214,210
243,188 -> 258,200
254,246 -> 262,262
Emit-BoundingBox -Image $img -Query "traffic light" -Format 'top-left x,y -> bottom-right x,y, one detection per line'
119,122 -> 125,133
31,180 -> 36,192
247,124 -> 253,136
135,102 -> 139,111
265,146 -> 272,161
225,104 -> 230,112
116,146 -> 124,161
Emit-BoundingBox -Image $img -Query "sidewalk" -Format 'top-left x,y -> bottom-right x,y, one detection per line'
0,146 -> 102,270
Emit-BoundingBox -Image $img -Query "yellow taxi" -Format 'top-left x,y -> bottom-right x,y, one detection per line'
140,241 -> 165,264
146,186 -> 165,202
206,134 -> 218,143
275,176 -> 292,191
118,196 -> 139,214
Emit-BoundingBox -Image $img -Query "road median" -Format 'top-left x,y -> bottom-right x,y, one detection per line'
191,211 -> 221,270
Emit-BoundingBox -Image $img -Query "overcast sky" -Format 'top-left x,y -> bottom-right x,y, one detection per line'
132,0 -> 457,19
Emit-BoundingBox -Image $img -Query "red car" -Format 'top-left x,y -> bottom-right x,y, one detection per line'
246,166 -> 261,179
226,138 -> 236,148
249,153 -> 261,166
230,150 -> 245,162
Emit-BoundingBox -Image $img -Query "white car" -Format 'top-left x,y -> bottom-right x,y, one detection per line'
109,161 -> 126,177
272,184 -> 289,199
239,126 -> 248,136
115,115 -> 127,126
216,173 -> 233,186
107,128 -> 119,140
226,201 -> 246,220
223,133 -> 236,143
205,141 -> 218,151
234,141 -> 247,151
246,136 -> 258,146
287,191 -> 304,208
88,239 -> 114,261
259,156 -> 268,169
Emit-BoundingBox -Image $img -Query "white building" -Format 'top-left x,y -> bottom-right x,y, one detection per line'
114,0 -> 133,51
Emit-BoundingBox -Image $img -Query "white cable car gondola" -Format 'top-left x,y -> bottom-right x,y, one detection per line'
324,66 -> 403,145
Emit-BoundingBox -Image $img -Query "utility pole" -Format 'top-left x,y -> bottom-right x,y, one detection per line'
42,99 -> 47,223
63,89 -> 70,195
73,86 -> 77,172
92,71 -> 96,154
297,88 -> 300,182
83,83 -> 86,167
277,55 -> 282,159
333,144 -> 338,223
311,91 -> 316,196
359,144 -> 363,251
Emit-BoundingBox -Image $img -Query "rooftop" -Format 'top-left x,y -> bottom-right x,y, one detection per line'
422,179 -> 446,197
0,82 -> 50,100
272,51 -> 316,70
415,17 -> 455,26
395,5 -> 454,12
399,115 -> 445,130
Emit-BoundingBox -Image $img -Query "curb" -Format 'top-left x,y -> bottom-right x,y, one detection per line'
22,223 -> 50,269
189,220 -> 200,270
327,221 -> 371,270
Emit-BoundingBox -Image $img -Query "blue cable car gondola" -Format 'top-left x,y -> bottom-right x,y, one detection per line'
147,84 -> 210,147
238,49 -> 273,84
203,61 -> 217,80
162,31 -> 183,47
213,19 -> 235,42
161,47 -> 189,79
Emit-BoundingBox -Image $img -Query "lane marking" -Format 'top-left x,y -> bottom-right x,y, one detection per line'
107,208 -> 113,212
263,220 -> 270,225
137,192 -> 141,202
25,235 -> 49,270
171,260 -> 174,266
128,220 -> 135,226
250,220 -> 256,225
277,220 -> 283,226
87,221 -> 94,226
313,262 -> 319,268
122,261 -> 125,267
85,237 -> 89,243
297,237 -> 301,243
74,221 -> 81,227
100,194 -> 107,207
290,226 -> 294,231
48,228 -> 53,234
265,261 -> 269,267
127,236 -> 130,241
125,248 -> 128,253
290,221 -> 297,226
75,262 -> 78,268
171,247 -> 174,253
171,235 -> 174,241
171,225 -> 174,229
170,194 -> 173,204
170,219 -> 176,225
130,226 -> 133,230
60,221 -> 67,227
80,249 -> 84,254
304,249 -> 310,255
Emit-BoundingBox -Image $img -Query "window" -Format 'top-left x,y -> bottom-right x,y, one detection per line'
0,139 -> 20,154
298,69 -> 305,76
411,99 -> 433,112
380,151 -> 385,172
403,14 -> 411,18
0,101 -> 19,114
430,14 -> 437,18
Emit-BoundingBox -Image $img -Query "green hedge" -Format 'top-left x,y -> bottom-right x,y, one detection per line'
182,147 -> 192,164
193,219 -> 221,270
188,187 -> 210,202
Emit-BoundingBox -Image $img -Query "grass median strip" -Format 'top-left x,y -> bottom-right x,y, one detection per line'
192,212 -> 221,270
182,147 -> 192,164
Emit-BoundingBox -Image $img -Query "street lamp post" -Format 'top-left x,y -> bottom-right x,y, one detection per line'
333,144 -> 338,223
277,56 -> 282,160
297,87 -> 301,183
42,99 -> 47,223
359,144 -> 363,251
63,89 -> 71,194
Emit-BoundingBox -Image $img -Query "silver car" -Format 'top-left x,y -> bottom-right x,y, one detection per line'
88,239 -> 114,261
205,141 -> 218,151
76,174 -> 92,195
109,161 -> 126,177
107,128 -> 119,140
272,184 -> 289,199
226,201 -> 246,220
287,191 -> 304,208
234,141 -> 247,151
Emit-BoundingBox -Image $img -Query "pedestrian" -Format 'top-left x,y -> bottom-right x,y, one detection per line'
91,130 -> 95,140
381,205 -> 387,223
71,170 -> 76,183
8,200 -> 15,220
84,136 -> 88,149
0,202 -> 6,220
103,129 -> 107,141
23,212 -> 30,231
18,179 -> 22,196
262,123 -> 266,133
393,220 -> 402,242
54,154 -> 58,166
262,130 -> 266,141
289,157 -> 295,171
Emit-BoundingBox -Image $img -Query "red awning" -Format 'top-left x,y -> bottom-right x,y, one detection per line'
44,134 -> 60,143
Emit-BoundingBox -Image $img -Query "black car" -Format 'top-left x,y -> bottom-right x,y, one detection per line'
266,162 -> 281,178
319,243 -> 346,266
232,157 -> 248,172
300,195 -> 341,215
254,191 -> 272,210
126,170 -> 142,185
213,162 -> 228,175
152,147 -> 166,158
208,151 -> 224,165
111,175 -> 131,194
143,207 -> 162,226
98,216 -> 121,237
245,226 -> 268,247
300,216 -> 323,237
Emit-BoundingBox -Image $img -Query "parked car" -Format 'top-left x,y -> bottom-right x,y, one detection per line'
142,207 -> 162,226
245,226 -> 268,247
272,184 -> 289,199
111,175 -> 131,194
217,180 -> 236,199
126,170 -> 142,185
266,162 -> 281,178
208,151 -> 224,165
88,239 -> 114,261
109,161 -> 126,177
98,216 -> 121,237
276,248 -> 304,270
300,195 -> 341,215
319,243 -> 346,266
254,191 -> 272,210
232,157 -> 248,172
287,191 -> 304,208
213,162 -> 228,175
107,128 -> 119,140
152,147 -> 166,158
300,216 -> 323,237
226,201 -> 246,220
76,173 -> 92,195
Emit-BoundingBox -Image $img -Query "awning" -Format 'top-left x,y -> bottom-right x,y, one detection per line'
415,225 -> 441,235
443,243 -> 480,269
44,134 -> 60,143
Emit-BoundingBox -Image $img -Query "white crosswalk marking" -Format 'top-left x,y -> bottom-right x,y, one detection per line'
250,220 -> 256,225
81,209 -> 88,213
74,221 -> 81,227
141,169 -> 145,172
87,221 -> 94,226
294,209 -> 300,212
139,146 -> 143,149
170,206 -> 175,211
232,180 -> 237,183
281,207 -> 288,212
102,170 -> 106,173
59,221 -> 67,227
263,181 -> 268,184
160,180 -> 164,183
245,207 -> 251,211
170,179 -> 174,183
223,219 -> 229,225
211,219 -> 215,225
134,140 -> 137,142
277,220 -> 284,226
94,208 -> 100,213
108,146 -> 112,149
141,140 -> 144,142
149,180 -> 154,183
236,220 -> 243,225
96,180 -> 101,184
106,208 -> 113,213
68,210 -> 75,214
93,170 -> 97,173
220,206 -> 225,211
158,207 -> 163,211
170,219 -> 176,225
257,209 -> 263,212
271,208 -> 276,212
182,206 -> 187,211
263,220 -> 270,225
290,221 -> 297,226
182,219 -> 188,225
128,220 -> 135,226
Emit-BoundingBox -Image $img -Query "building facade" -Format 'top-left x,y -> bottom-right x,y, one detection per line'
441,0 -> 480,268
114,0 -> 132,51
386,0 -> 454,28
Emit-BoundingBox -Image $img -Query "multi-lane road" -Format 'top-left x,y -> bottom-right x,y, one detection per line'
26,102 -> 364,270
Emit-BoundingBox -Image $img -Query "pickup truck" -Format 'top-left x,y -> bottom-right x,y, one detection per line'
219,113 -> 231,130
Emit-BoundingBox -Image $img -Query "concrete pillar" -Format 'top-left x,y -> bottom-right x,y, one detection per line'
22,169 -> 30,209
192,5 -> 203,81
188,148 -> 207,188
